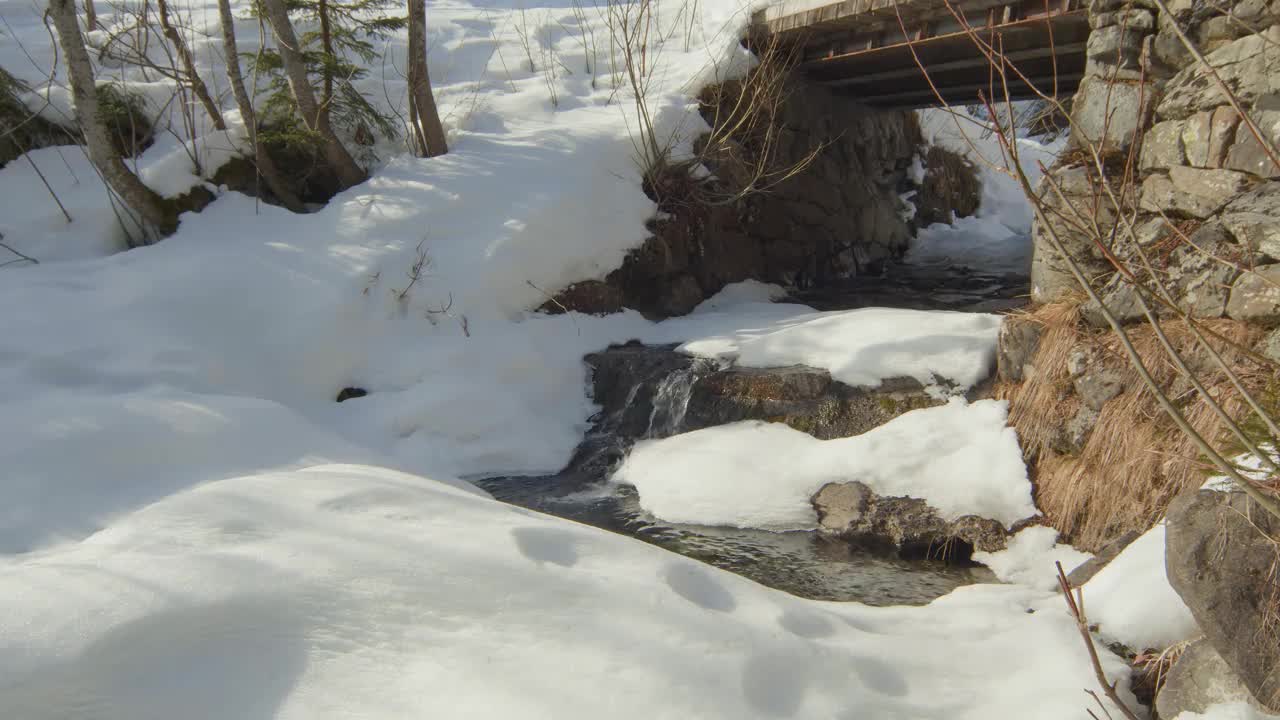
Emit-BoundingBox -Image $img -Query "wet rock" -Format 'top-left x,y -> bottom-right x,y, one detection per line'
1065,529 -> 1141,588
997,318 -> 1043,383
1166,489 -> 1280,711
585,344 -> 945,444
1157,639 -> 1269,719
812,481 -> 1009,558
336,387 -> 368,402
1226,264 -> 1280,326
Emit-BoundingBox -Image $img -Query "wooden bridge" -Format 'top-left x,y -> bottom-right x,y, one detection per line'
753,0 -> 1089,109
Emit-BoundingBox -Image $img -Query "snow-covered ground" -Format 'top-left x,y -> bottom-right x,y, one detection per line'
0,0 -> 1207,713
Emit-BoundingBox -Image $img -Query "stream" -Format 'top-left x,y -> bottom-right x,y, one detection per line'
476,253 -> 1028,606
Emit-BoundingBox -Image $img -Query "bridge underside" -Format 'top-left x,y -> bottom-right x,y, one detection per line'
757,0 -> 1089,109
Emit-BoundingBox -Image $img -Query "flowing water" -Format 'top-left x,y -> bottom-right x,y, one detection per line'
474,473 -> 995,605
478,256 -> 1024,606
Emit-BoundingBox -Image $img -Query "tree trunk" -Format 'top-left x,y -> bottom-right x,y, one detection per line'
406,0 -> 447,157
317,0 -> 334,128
48,0 -> 173,240
156,0 -> 225,131
215,0 -> 306,212
258,0 -> 366,189
83,0 -> 97,31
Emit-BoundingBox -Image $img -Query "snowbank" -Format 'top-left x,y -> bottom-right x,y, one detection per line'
974,526 -> 1093,592
1082,522 -> 1198,650
652,302 -> 1003,394
612,398 -> 1036,530
0,463 -> 1138,720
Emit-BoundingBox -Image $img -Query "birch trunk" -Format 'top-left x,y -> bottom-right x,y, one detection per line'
407,0 -> 447,157
258,0 -> 366,188
48,0 -> 173,240
156,0 -> 225,131
215,0 -> 307,211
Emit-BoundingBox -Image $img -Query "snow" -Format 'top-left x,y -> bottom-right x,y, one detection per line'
653,303 -> 1004,395
612,398 -> 1037,530
0,0 -> 1160,713
0,463 -> 1139,720
1082,522 -> 1199,651
973,526 -> 1093,592
909,107 -> 1066,275
1175,703 -> 1280,720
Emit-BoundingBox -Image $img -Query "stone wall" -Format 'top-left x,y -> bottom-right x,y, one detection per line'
1031,0 -> 1280,331
550,72 -> 974,318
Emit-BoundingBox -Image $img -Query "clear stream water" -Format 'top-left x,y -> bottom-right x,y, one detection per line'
477,256 -> 1026,606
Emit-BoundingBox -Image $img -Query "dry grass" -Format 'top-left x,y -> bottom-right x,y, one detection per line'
997,299 -> 1268,552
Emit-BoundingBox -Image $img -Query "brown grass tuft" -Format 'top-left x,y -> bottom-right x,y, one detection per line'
997,300 -> 1267,551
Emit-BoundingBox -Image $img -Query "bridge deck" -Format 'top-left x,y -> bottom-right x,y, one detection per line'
755,0 -> 1089,108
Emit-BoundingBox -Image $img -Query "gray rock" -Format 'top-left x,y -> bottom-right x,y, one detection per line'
1196,15 -> 1250,53
1169,222 -> 1242,319
1065,530 -> 1141,588
1181,106 -> 1240,169
1081,274 -> 1147,328
1140,119 -> 1188,170
1071,76 -> 1156,152
1031,165 -> 1122,302
997,319 -> 1043,383
1223,108 -> 1280,180
1139,166 -> 1254,218
1226,264 -> 1280,326
812,481 -> 1012,555
1075,368 -> 1125,410
1090,7 -> 1155,30
1067,345 -> 1125,410
1087,24 -> 1146,71
1259,327 -> 1280,362
1053,406 -> 1101,455
1157,27 -> 1280,121
1221,212 -> 1280,259
1157,639 -> 1270,719
1166,489 -> 1280,711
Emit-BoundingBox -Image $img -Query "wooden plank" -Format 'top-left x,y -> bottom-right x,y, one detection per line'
849,71 -> 1085,104
823,41 -> 1085,85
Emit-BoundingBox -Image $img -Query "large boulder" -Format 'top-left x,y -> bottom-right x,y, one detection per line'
811,481 -> 1009,557
1166,489 -> 1280,711
1157,639 -> 1270,719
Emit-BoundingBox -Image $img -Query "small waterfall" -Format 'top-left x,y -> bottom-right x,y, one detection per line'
644,360 -> 710,438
